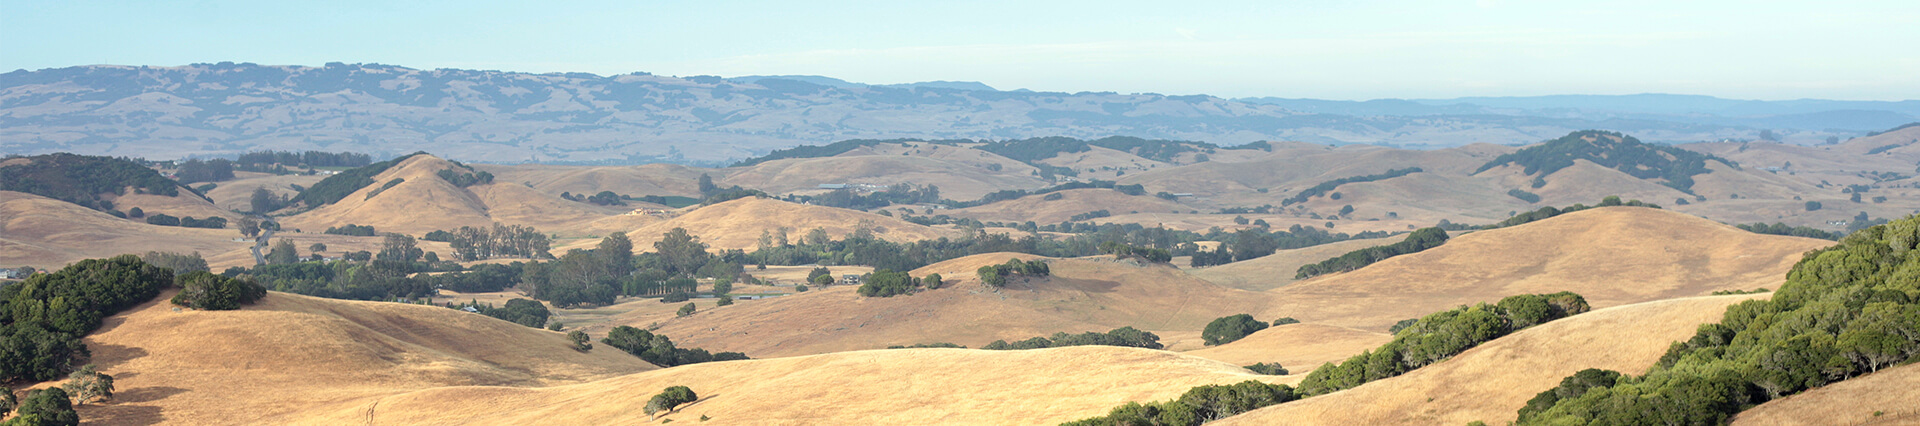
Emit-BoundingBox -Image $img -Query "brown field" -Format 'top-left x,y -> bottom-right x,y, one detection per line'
1261,206 -> 1831,331
640,253 -> 1276,357
313,346 -> 1277,425
280,154 -> 619,237
0,191 -> 249,269
947,188 -> 1190,224
68,291 -> 654,425
1732,362 -> 1920,425
585,196 -> 957,252
1181,323 -> 1393,372
202,172 -> 326,212
1217,294 -> 1768,425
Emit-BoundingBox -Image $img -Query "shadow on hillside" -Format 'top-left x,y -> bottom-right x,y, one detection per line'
79,398 -> 170,425
85,343 -> 150,368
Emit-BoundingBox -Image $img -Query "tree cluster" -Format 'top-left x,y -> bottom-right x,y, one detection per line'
141,251 -> 209,274
1296,292 -> 1590,396
856,270 -> 942,297
981,326 -> 1163,350
173,158 -> 235,184
602,326 -> 748,367
1296,227 -> 1448,279
1475,130 -> 1735,193
446,298 -> 551,328
441,224 -> 553,261
235,150 -> 373,168
435,168 -> 494,188
170,271 -> 267,310
1507,189 -> 1542,203
323,224 -> 378,236
977,258 -> 1051,287
1517,217 -> 1920,424
0,255 -> 171,381
1201,314 -> 1269,346
1099,242 -> 1172,263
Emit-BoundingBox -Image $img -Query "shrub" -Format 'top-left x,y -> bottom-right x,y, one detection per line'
13,387 -> 78,426
170,271 -> 268,310
1244,362 -> 1289,375
567,330 -> 592,351
1202,314 -> 1268,346
1270,317 -> 1300,326
677,303 -> 696,317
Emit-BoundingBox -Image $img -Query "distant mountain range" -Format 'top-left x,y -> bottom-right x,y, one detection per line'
1,63 -> 1909,164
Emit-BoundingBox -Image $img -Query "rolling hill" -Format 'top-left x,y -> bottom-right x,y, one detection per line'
72,290 -> 654,425
314,346 -> 1275,425
641,253 -> 1276,357
1260,206 -> 1831,331
592,196 -> 956,253
1215,294 -> 1767,425
1181,323 -> 1393,371
279,154 -> 619,236
0,190 -> 247,269
1731,362 -> 1920,425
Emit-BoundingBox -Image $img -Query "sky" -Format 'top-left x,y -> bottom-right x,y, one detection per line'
3,0 -> 1916,100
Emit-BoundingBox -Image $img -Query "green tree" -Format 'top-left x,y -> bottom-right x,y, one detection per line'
1202,314 -> 1269,346
567,330 -> 592,352
250,187 -> 277,214
655,228 -> 711,276
677,303 -> 696,317
378,233 -> 422,262
236,216 -> 261,238
0,386 -> 16,417
266,239 -> 298,264
308,243 -> 326,253
923,273 -> 944,290
14,387 -> 77,426
645,386 -> 699,418
60,364 -> 113,405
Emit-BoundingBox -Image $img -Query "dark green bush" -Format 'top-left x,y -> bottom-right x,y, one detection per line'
170,271 -> 267,310
1202,314 -> 1268,346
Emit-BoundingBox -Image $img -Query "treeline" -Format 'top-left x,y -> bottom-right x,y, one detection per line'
1516,217 -> 1920,424
434,224 -> 554,261
324,224 -> 378,236
0,153 -> 181,212
1188,226 -> 1382,268
174,158 -> 235,183
1489,196 -> 1659,229
445,298 -> 550,328
1281,167 -> 1422,206
602,326 -> 749,367
1736,222 -> 1844,240
1297,292 -> 1590,396
1295,227 -> 1448,279
1100,242 -> 1172,263
294,152 -> 425,207
1063,381 -> 1300,426
795,183 -> 941,210
144,214 -> 227,229
982,326 -> 1164,350
235,150 -> 373,168
950,179 -> 1146,209
0,256 -> 172,381
227,234 -> 450,300
1507,188 -> 1541,203
1475,130 -> 1735,192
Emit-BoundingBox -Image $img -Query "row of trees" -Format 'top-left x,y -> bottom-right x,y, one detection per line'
981,326 -> 1164,350
234,150 -> 373,168
1063,380 -> 1300,426
1281,167 -> 1422,205
1736,222 -> 1844,240
796,183 -> 942,210
1517,217 -> 1920,424
1099,242 -> 1172,263
437,224 -> 553,261
1296,292 -> 1590,396
601,326 -> 748,367
1489,196 -> 1660,229
856,270 -> 942,297
1295,227 -> 1449,279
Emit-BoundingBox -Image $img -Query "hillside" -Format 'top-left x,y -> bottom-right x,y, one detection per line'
600,197 -> 955,252
74,291 -> 654,424
1476,130 -> 1732,193
1183,237 -> 1395,291
1264,207 -> 1831,331
946,188 -> 1190,224
1215,294 -> 1766,425
642,253 -> 1276,357
318,346 -> 1274,425
1181,323 -> 1392,370
0,191 -> 247,269
722,141 -> 1050,200
1732,362 -> 1920,425
280,154 -> 616,236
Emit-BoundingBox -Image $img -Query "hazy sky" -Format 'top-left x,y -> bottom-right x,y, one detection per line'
5,0 -> 1916,100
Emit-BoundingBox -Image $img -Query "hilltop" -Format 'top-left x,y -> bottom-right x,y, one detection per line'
1262,206 -> 1830,331
317,346 -> 1275,425
0,191 -> 247,269
74,290 -> 654,424
1475,130 -> 1733,193
1732,362 -> 1920,424
279,154 -> 619,236
644,253 -> 1275,357
1216,294 -> 1766,425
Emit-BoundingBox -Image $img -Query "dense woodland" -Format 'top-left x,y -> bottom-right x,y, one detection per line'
0,153 -> 184,212
0,256 -> 174,382
1516,216 -> 1920,424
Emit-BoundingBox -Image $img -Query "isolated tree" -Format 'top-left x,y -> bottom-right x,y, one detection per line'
923,273 -> 944,290
677,303 -> 696,317
644,386 -> 699,418
716,295 -> 734,306
711,279 -> 732,295
60,364 -> 114,405
309,243 -> 327,253
567,330 -> 593,352
378,233 -> 423,262
126,206 -> 144,218
266,238 -> 299,264
697,174 -> 718,196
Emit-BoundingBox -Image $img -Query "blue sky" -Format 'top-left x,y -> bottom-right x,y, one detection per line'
4,0 -> 1916,100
